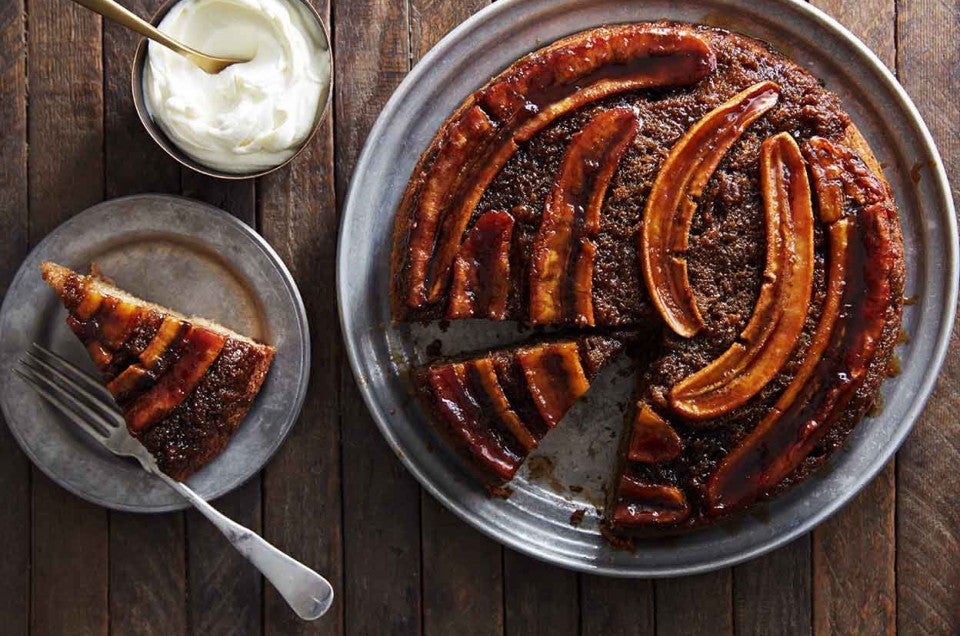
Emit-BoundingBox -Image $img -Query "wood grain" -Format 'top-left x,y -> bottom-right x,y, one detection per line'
807,3 -> 899,634
504,550 -> 578,636
813,467 -> 896,634
333,0 -> 423,633
181,174 -> 256,224
656,570 -> 733,636
260,129 -> 343,636
0,0 -> 30,631
406,2 -> 506,635
26,0 -> 108,632
31,478 -> 109,635
109,514 -> 187,635
103,0 -> 179,196
101,3 -> 189,632
188,479 -> 262,634
896,0 -> 960,632
733,536 -> 811,636
580,576 -> 654,636
260,2 -> 343,628
421,495 -> 503,636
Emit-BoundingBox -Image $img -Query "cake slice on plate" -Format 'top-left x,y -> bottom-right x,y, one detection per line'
41,262 -> 275,480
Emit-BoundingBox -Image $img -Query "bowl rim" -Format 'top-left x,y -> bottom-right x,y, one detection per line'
130,0 -> 334,180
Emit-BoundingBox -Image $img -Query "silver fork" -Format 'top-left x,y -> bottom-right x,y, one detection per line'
16,343 -> 334,621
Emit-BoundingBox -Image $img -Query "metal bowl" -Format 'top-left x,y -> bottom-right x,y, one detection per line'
130,0 -> 333,180
337,0 -> 958,576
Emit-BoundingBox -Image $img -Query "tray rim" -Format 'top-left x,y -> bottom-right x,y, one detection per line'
0,193 -> 311,512
337,0 -> 958,576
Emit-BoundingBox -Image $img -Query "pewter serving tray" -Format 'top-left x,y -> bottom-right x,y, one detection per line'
0,195 -> 310,512
337,0 -> 957,575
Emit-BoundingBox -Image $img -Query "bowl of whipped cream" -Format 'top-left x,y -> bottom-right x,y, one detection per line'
132,0 -> 332,178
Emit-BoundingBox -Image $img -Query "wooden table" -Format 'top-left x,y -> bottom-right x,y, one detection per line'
1,0 -> 957,633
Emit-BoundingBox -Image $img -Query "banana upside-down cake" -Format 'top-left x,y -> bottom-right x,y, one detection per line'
391,22 -> 905,537
43,262 -> 274,480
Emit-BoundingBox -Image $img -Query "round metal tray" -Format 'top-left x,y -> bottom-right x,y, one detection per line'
337,0 -> 958,576
0,195 -> 310,512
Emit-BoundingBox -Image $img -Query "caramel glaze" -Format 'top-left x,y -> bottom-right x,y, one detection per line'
703,137 -> 904,514
640,81 -> 780,338
530,106 -> 640,326
669,132 -> 815,420
394,24 -> 716,314
611,474 -> 691,527
47,266 -> 274,479
627,402 -> 684,463
412,335 -> 626,484
447,210 -> 515,320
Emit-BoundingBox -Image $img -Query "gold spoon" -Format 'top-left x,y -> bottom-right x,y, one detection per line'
71,0 -> 251,74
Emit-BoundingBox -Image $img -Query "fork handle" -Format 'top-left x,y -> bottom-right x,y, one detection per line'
161,476 -> 334,621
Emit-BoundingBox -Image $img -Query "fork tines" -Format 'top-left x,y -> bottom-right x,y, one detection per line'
16,344 -> 125,443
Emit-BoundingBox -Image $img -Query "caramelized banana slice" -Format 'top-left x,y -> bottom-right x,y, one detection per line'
125,326 -> 226,432
670,132 -> 814,420
518,342 -> 590,428
427,363 -> 524,481
530,106 -> 640,325
73,285 -> 103,320
400,25 -> 716,310
447,211 -> 515,319
570,239 -> 597,326
140,316 -> 188,369
628,403 -> 684,463
98,298 -> 143,349
611,475 -> 691,527
641,82 -> 781,337
705,137 -> 902,513
471,358 -> 538,452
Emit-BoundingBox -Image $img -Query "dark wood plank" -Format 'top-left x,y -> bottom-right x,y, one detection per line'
31,479 -> 109,635
806,3 -> 898,634
334,0 -> 422,633
181,173 -> 256,224
503,550 -> 578,636
421,495 -> 503,636
656,570 -> 733,636
187,479 -> 263,634
734,537 -> 811,636
580,576 -> 654,636
109,514 -> 187,635
260,4 -> 343,629
813,467 -> 896,634
26,0 -> 108,632
103,0 -> 180,196
407,2 -> 506,635
408,0 -> 482,62
101,2 -> 189,632
0,0 -> 30,630
896,0 -> 960,632
26,0 -> 104,237
260,149 -> 342,633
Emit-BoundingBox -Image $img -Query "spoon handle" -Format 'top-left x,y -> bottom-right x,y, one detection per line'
71,0 -> 190,55
67,0 -> 245,73
161,474 -> 335,621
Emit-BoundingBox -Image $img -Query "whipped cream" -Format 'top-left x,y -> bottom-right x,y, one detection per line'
144,0 -> 329,174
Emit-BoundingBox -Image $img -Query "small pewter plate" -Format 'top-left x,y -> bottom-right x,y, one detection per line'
0,194 -> 310,512
338,0 -> 958,576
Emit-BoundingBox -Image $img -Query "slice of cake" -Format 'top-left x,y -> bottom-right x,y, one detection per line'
411,334 -> 628,486
41,262 -> 275,480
